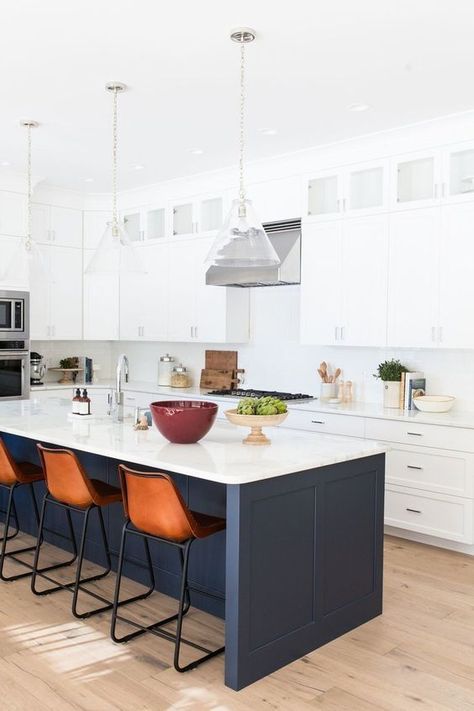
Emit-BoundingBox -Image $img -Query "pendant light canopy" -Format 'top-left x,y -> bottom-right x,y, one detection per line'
206,28 -> 280,269
85,82 -> 145,275
1,120 -> 49,286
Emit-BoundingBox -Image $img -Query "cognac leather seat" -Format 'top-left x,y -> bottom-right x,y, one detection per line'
111,465 -> 225,673
0,437 -> 44,582
38,445 -> 121,509
119,466 -> 226,542
0,438 -> 43,486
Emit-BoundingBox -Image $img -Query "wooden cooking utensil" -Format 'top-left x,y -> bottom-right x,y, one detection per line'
334,368 -> 341,382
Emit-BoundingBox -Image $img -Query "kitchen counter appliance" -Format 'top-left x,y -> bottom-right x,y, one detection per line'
30,352 -> 46,386
0,290 -> 29,340
0,340 -> 30,400
207,388 -> 315,402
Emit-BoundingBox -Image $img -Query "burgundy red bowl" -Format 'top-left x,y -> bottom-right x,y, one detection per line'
150,400 -> 218,444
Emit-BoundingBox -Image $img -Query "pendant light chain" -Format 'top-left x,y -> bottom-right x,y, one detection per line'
25,123 -> 33,251
239,40 -> 246,206
112,87 -> 119,236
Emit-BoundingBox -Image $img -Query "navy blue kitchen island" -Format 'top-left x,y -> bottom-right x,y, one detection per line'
0,399 -> 385,690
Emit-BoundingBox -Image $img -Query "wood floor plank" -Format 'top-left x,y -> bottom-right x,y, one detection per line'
0,533 -> 472,710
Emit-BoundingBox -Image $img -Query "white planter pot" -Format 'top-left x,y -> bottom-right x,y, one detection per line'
383,381 -> 400,409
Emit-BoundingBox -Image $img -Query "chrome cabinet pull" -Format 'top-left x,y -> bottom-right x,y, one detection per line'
311,420 -> 326,425
406,508 -> 422,514
340,325 -> 345,340
407,432 -> 423,437
334,326 -> 339,341
407,465 -> 423,470
431,326 -> 436,342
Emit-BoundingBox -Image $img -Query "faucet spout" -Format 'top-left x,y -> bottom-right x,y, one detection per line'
111,353 -> 129,422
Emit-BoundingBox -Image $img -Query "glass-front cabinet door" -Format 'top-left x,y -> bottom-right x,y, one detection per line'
146,207 -> 166,240
391,150 -> 441,209
307,170 -> 342,219
122,211 -> 142,241
200,197 -> 223,232
443,142 -> 474,204
346,160 -> 388,215
172,202 -> 194,236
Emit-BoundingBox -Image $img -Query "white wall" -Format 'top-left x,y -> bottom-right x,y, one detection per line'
109,286 -> 474,411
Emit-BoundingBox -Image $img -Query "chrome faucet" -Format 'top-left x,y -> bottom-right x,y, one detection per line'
109,353 -> 129,422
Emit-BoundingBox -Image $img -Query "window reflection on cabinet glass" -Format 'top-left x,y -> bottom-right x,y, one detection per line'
308,176 -> 339,215
350,167 -> 383,209
123,212 -> 141,241
397,158 -> 434,203
173,203 -> 193,235
449,149 -> 474,195
147,208 -> 165,239
201,197 -> 223,231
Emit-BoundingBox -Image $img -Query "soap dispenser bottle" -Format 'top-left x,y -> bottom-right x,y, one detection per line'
72,388 -> 81,415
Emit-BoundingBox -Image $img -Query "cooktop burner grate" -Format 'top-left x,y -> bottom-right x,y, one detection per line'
207,388 -> 315,402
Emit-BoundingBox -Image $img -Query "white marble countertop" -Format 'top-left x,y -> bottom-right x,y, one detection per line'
0,398 -> 386,485
31,380 -> 474,430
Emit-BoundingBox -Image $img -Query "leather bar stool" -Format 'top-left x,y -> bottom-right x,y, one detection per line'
32,445 -> 154,619
111,465 -> 225,673
0,437 -> 45,581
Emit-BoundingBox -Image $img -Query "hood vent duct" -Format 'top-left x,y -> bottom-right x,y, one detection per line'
205,217 -> 301,288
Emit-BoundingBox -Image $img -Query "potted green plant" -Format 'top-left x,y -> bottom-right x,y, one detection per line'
374,359 -> 408,408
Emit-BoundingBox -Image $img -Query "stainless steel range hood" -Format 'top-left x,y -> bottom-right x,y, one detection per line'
205,218 -> 301,287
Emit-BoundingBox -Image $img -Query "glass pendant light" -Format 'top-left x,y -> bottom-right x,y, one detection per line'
85,82 -> 145,274
206,28 -> 280,269
1,120 -> 49,286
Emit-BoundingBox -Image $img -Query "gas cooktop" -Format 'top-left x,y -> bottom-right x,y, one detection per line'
207,388 -> 315,402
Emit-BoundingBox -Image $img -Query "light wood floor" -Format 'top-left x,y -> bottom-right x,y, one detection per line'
0,534 -> 472,710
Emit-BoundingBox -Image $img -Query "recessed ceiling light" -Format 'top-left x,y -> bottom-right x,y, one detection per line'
348,103 -> 371,112
190,149 -> 204,155
132,164 -> 145,170
84,177 -> 94,183
1,161 -> 11,167
258,128 -> 278,136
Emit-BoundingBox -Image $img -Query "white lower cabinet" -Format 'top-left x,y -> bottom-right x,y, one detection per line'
385,486 -> 473,544
30,245 -> 82,340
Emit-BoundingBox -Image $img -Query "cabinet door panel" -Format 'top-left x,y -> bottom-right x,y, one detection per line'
120,243 -> 168,340
300,221 -> 342,345
387,208 -> 439,347
29,244 -> 51,340
166,239 -> 196,339
83,250 -> 119,340
0,191 -> 25,236
50,207 -> 83,248
83,212 -> 111,249
194,237 -> 227,342
31,204 -> 51,244
341,215 -> 388,346
50,247 -> 82,339
249,176 -> 302,223
439,203 -> 474,347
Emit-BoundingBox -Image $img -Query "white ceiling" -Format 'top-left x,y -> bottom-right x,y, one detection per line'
2,0 -> 474,192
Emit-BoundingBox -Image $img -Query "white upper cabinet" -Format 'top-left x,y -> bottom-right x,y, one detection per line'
146,207 -> 166,239
166,236 -> 249,343
83,249 -> 119,340
340,214 -> 389,346
32,204 -> 82,248
0,236 -> 27,290
391,150 -> 442,209
438,203 -> 474,348
0,191 -> 25,236
300,216 -> 388,346
169,193 -> 225,237
247,176 -> 302,223
442,141 -> 474,205
300,220 -> 342,345
30,245 -> 82,340
387,207 -> 439,348
306,160 -> 388,220
83,211 -> 111,249
120,242 -> 169,341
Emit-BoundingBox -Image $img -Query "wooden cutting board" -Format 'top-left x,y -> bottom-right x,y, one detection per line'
200,369 -> 235,390
205,350 -> 238,372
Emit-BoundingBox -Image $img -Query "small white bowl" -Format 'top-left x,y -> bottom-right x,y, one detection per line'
413,395 -> 455,413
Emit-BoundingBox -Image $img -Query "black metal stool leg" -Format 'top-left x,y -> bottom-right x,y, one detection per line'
31,495 -> 79,595
0,484 -> 42,582
110,523 -> 157,641
0,483 -> 19,543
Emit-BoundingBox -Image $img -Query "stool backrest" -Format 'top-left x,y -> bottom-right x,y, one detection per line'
37,444 -> 94,508
0,437 -> 20,485
119,465 -> 195,542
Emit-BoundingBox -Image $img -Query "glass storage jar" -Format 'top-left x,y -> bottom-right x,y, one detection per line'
170,364 -> 191,388
158,353 -> 175,386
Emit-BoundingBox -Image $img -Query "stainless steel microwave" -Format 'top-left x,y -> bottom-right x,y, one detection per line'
0,290 -> 29,340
